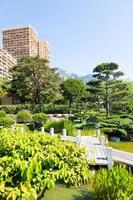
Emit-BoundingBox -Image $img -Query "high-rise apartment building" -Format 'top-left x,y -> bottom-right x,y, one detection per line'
3,26 -> 38,59
0,48 -> 17,79
38,40 -> 50,61
2,26 -> 50,61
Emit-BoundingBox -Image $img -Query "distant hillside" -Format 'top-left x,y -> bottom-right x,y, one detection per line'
58,68 -> 92,83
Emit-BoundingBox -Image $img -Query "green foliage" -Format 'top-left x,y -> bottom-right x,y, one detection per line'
81,129 -> 97,136
0,78 -> 7,97
85,114 -> 100,129
0,104 -> 69,114
0,110 -> 6,118
32,113 -> 47,128
45,119 -> 76,135
61,78 -> 87,105
0,117 -> 15,127
87,63 -> 128,115
0,128 -> 90,199
101,115 -> 133,139
10,56 -> 61,104
92,165 -> 133,200
17,110 -> 32,124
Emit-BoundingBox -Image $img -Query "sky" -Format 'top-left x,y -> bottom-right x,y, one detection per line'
0,0 -> 133,79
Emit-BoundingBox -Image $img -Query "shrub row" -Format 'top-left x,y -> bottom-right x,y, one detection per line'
0,104 -> 70,114
0,110 -> 47,129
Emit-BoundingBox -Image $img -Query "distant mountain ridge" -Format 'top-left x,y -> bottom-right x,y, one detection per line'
58,68 -> 92,83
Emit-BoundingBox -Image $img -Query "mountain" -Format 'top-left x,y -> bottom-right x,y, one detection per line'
57,68 -> 93,83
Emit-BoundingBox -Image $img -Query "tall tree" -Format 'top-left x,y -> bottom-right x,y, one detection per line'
87,63 -> 128,115
61,78 -> 87,106
10,56 -> 61,104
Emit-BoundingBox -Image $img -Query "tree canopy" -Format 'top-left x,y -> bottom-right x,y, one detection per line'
61,78 -> 87,105
87,63 -> 128,115
10,56 -> 61,104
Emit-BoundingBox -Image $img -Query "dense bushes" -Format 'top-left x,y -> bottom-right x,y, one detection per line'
0,104 -> 70,114
17,110 -> 32,123
92,165 -> 133,200
0,128 -> 90,199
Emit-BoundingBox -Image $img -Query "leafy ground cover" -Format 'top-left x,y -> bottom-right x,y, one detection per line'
109,142 -> 133,153
43,184 -> 92,200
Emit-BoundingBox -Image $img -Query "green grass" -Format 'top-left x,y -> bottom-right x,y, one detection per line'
109,142 -> 133,153
81,129 -> 97,136
43,185 -> 92,200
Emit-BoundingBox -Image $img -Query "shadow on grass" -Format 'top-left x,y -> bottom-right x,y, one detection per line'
72,189 -> 92,200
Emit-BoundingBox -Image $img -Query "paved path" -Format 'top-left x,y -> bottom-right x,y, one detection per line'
62,135 -> 133,167
80,136 -> 108,165
112,148 -> 133,166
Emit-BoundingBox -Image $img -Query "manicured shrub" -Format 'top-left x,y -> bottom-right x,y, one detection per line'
32,113 -> 47,128
17,110 -> 32,124
102,128 -> 113,135
92,165 -> 133,200
0,117 -> 15,127
0,110 -> 6,118
102,127 -> 127,138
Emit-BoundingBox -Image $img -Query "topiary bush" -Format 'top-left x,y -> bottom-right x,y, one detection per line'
0,117 -> 15,127
0,110 -> 6,118
32,113 -> 47,129
17,110 -> 32,124
92,165 -> 133,200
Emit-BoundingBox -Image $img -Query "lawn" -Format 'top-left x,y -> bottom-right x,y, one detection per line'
42,185 -> 92,200
109,142 -> 133,153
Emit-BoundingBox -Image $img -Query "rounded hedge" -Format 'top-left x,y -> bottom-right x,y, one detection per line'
32,113 -> 47,128
17,110 -> 32,124
0,110 -> 6,118
0,117 -> 15,127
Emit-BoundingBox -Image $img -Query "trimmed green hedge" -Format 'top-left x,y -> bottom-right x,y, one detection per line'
0,104 -> 70,114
